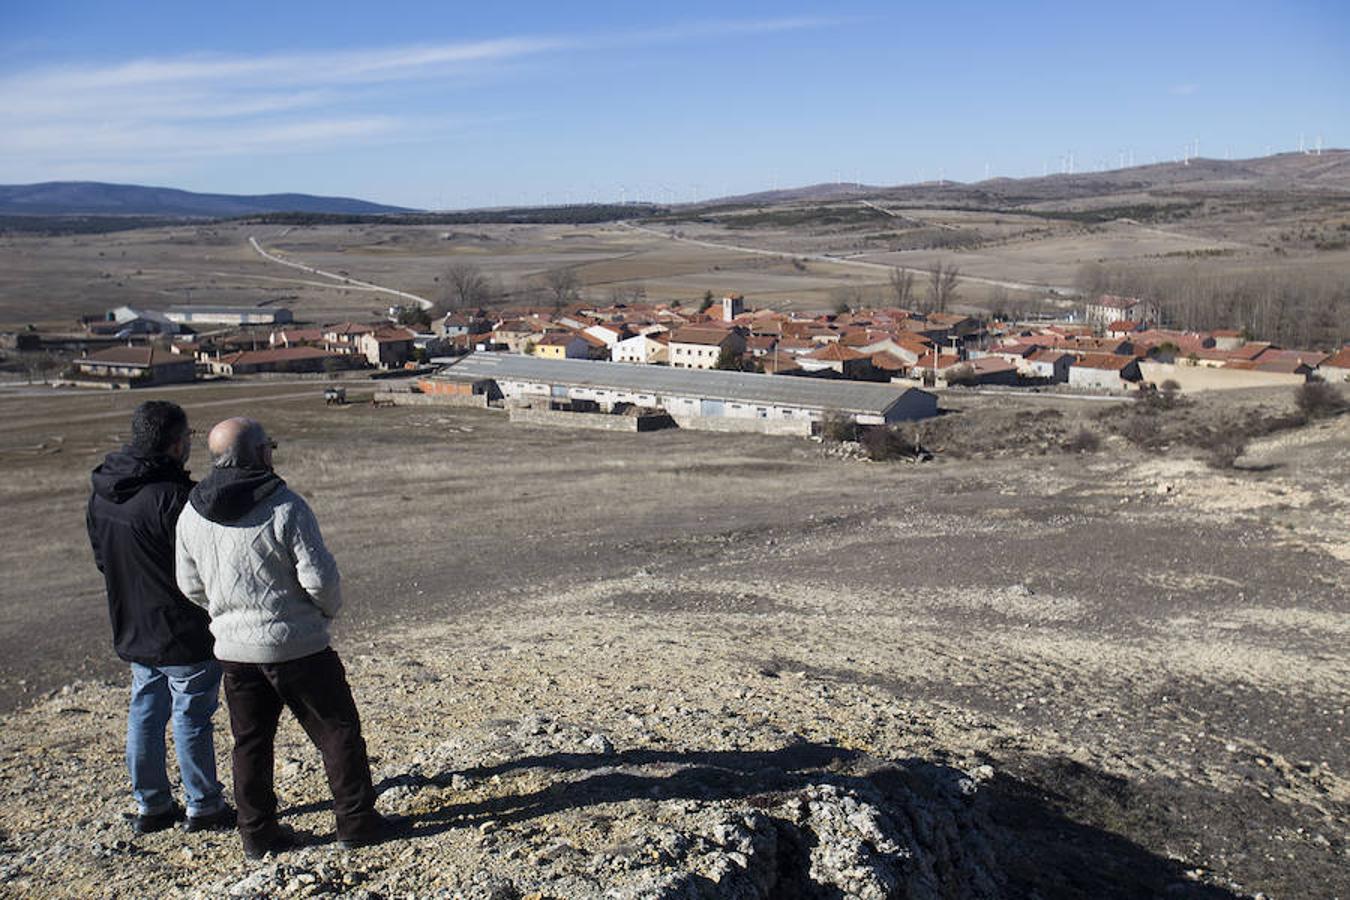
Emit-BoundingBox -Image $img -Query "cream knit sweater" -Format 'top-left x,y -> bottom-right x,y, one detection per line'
176,487 -> 341,664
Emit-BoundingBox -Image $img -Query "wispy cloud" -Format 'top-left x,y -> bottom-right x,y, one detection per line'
1169,83 -> 1199,96
0,17 -> 841,179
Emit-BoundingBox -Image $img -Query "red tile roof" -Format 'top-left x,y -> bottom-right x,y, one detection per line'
325,322 -> 376,337
869,351 -> 909,371
218,347 -> 337,365
368,327 -> 416,343
1027,348 -> 1073,364
1074,353 -> 1137,371
670,325 -> 736,346
536,332 -> 579,347
272,327 -> 326,344
915,351 -> 961,369
968,357 -> 1018,375
1227,341 -> 1272,361
805,343 -> 867,362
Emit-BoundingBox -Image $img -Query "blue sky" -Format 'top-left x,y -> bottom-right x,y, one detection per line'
2,1 -> 1347,208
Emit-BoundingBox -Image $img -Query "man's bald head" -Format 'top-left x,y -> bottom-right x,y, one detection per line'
208,417 -> 269,468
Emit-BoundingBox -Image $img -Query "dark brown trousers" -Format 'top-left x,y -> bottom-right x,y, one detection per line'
221,648 -> 379,842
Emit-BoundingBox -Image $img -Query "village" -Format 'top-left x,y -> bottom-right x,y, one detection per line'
13,288 -> 1346,435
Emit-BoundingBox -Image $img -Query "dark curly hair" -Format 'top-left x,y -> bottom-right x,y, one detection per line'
129,401 -> 188,456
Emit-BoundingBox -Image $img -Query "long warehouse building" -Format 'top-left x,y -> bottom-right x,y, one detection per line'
427,353 -> 937,434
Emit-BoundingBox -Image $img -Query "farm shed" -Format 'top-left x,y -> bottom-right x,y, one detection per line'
429,354 -> 937,434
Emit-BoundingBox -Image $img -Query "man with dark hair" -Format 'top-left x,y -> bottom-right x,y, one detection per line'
87,401 -> 234,835
176,417 -> 396,859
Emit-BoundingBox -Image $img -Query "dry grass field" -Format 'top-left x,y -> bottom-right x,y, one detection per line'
0,221 -> 894,331
0,380 -> 1345,896
4,153 -> 1347,334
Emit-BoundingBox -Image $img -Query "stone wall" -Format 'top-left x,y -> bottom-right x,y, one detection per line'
507,407 -> 675,432
373,391 -> 490,409
670,415 -> 814,437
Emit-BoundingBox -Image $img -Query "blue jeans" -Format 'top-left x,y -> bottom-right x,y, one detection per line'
127,661 -> 225,817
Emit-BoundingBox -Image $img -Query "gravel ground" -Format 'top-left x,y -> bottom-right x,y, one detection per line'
0,386 -> 1345,898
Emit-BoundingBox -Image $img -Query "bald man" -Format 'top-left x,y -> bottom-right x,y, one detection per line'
176,418 -> 396,858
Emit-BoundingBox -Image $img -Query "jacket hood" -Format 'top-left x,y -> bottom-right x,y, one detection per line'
91,449 -> 191,504
190,466 -> 286,524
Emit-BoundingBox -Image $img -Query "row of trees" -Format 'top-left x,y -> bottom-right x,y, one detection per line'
1076,261 -> 1349,349
879,263 -> 960,314
829,264 -> 965,315
442,259 -> 967,319
439,262 -> 584,312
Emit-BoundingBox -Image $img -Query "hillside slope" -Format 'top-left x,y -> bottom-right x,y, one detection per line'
706,151 -> 1350,210
0,182 -> 416,217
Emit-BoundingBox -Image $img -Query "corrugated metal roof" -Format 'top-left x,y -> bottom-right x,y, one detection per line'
165,306 -> 290,316
430,353 -> 927,414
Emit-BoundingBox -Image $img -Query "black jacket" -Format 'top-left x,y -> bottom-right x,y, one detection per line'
87,449 -> 214,665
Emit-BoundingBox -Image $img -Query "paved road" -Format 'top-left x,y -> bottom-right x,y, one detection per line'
248,235 -> 434,311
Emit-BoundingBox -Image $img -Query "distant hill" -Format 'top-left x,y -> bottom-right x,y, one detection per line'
712,182 -> 884,206
702,151 -> 1350,209
0,182 -> 417,217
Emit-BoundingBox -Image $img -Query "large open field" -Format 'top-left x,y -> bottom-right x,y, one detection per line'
0,221 -> 897,331
5,154 -> 1346,335
0,381 -> 1344,896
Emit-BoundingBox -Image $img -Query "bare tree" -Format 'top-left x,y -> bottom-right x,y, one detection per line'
926,262 -> 961,313
830,284 -> 866,314
1074,260 -> 1349,348
888,267 -> 916,309
987,284 -> 1010,319
607,283 -> 647,305
542,268 -> 581,312
444,262 -> 493,310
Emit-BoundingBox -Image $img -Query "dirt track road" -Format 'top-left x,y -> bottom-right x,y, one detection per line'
248,234 -> 434,310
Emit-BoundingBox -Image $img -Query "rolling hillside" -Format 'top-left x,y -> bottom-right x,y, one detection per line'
0,181 -> 416,217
